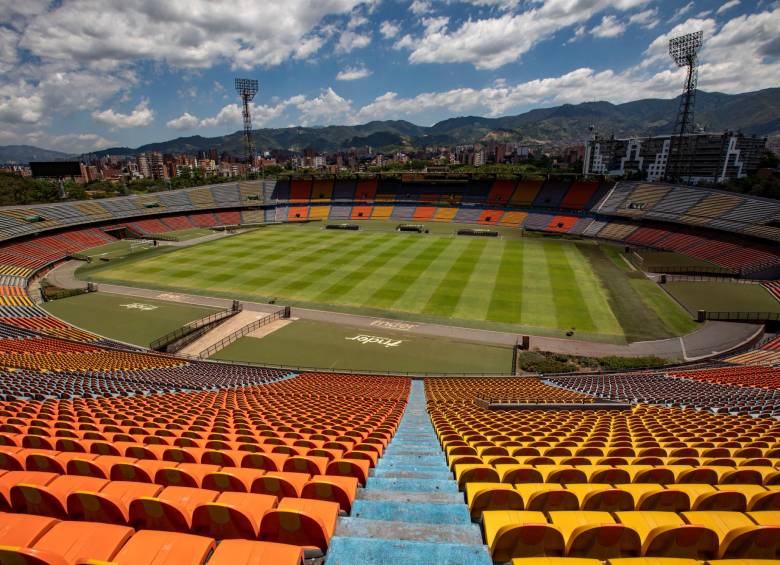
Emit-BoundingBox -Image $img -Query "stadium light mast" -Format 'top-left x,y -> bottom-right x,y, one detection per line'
234,78 -> 259,165
666,30 -> 703,182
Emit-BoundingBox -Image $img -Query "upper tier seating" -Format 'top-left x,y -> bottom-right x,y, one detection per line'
597,181 -> 780,242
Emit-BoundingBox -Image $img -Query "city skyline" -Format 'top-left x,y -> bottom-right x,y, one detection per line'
1,0 -> 778,153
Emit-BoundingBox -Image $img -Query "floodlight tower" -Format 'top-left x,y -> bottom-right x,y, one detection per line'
234,78 -> 259,165
666,30 -> 703,182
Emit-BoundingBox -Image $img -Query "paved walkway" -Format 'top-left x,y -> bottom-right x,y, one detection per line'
46,260 -> 762,361
178,310 -> 279,357
325,381 -> 491,564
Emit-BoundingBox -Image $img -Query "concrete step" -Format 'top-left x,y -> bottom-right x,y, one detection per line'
351,500 -> 471,525
324,536 -> 492,565
333,518 -> 484,545
366,477 -> 458,493
356,490 -> 464,505
372,469 -> 453,480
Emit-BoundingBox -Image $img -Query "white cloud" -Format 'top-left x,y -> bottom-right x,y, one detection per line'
0,27 -> 19,73
717,0 -> 741,15
397,0 -> 650,69
628,8 -> 660,29
92,98 -> 154,128
336,65 -> 373,80
565,25 -> 586,44
672,2 -> 695,20
335,30 -> 371,53
356,7 -> 780,123
16,0 -> 366,70
379,20 -> 400,38
292,88 -> 354,125
409,0 -> 432,15
166,112 -> 200,130
0,81 -> 45,124
0,129 -> 116,153
591,15 -> 626,38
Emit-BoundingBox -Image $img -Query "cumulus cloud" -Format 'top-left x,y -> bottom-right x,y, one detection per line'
409,0 -> 432,15
17,0 -> 365,70
335,30 -> 371,53
92,99 -> 154,128
356,7 -> 780,122
379,20 -> 400,38
336,65 -> 373,80
166,112 -> 200,130
0,27 -> 19,73
397,0 -> 650,69
591,15 -> 626,38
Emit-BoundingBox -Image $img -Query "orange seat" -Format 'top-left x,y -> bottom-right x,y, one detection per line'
283,456 -> 328,476
251,472 -> 309,498
155,463 -> 220,488
128,486 -> 218,532
67,481 -> 162,524
0,513 -> 59,546
110,460 -> 171,483
0,545 -> 68,565
110,530 -> 215,565
192,491 -> 277,540
202,468 -> 266,493
207,539 -> 303,565
241,452 -> 288,472
32,520 -> 133,564
259,497 -> 339,554
11,476 -> 108,519
325,459 -> 369,486
301,475 -> 358,512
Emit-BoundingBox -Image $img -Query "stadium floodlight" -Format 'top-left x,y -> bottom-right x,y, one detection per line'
234,78 -> 259,165
666,31 -> 703,182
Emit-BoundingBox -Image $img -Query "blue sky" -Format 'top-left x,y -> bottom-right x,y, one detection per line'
0,0 -> 778,152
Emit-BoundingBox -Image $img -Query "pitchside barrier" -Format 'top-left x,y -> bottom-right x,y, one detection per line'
702,311 -> 780,322
457,228 -> 499,237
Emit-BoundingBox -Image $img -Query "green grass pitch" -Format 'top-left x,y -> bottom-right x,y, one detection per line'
212,319 -> 514,374
79,222 -> 696,342
41,292 -> 220,347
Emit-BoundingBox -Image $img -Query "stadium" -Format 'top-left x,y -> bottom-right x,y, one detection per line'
0,173 -> 778,565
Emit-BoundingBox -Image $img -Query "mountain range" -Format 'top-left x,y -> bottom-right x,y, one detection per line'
2,88 -> 778,164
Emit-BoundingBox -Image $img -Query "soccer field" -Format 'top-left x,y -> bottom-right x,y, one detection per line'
79,223 -> 695,342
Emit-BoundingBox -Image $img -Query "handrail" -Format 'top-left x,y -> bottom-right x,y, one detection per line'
150,305 -> 242,350
199,308 -> 288,359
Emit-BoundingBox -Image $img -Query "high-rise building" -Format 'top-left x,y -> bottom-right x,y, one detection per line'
135,151 -> 166,180
584,132 -> 766,183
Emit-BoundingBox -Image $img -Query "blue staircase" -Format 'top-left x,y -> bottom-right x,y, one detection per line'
325,380 -> 491,564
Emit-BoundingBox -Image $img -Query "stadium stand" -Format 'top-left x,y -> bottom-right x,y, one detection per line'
0,373 -> 408,563
426,377 -> 780,562
724,336 -> 780,367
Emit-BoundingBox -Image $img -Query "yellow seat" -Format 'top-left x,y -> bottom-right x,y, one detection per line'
747,510 -> 780,525
565,484 -> 634,511
607,559 -> 701,565
548,510 -> 640,559
615,511 -> 718,560
716,484 -> 779,511
465,482 -> 522,520
496,464 -> 543,484
671,484 -> 746,511
511,558 -> 600,565
454,464 -> 500,488
515,483 -> 578,511
483,510 -> 564,561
